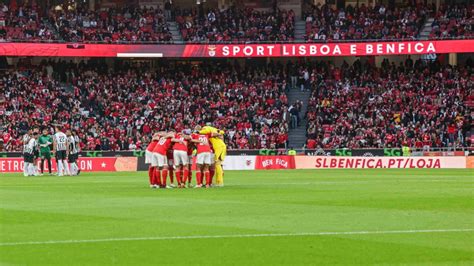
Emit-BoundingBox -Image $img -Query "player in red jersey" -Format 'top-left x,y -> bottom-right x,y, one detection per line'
172,131 -> 190,188
145,133 -> 160,188
151,131 -> 174,188
191,132 -> 212,188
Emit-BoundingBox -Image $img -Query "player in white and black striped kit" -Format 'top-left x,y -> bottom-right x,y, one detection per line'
22,129 -> 32,177
66,129 -> 81,176
53,126 -> 71,176
23,132 -> 39,176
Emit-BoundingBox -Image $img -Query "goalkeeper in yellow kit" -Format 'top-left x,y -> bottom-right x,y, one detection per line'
195,125 -> 226,187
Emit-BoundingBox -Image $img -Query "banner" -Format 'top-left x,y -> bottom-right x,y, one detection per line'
0,157 -> 137,173
295,156 -> 466,169
224,156 -> 256,170
0,40 -> 473,58
255,156 -> 296,170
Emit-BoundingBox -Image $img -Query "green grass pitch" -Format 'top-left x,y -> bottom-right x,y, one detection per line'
1,169 -> 473,265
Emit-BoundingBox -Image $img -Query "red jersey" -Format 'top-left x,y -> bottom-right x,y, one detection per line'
192,133 -> 211,154
152,137 -> 172,155
146,140 -> 158,152
173,134 -> 188,151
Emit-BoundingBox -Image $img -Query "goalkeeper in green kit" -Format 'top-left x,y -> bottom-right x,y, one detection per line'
38,128 -> 53,175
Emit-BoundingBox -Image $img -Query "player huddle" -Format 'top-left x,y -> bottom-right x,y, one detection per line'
22,126 -> 81,177
145,125 -> 227,189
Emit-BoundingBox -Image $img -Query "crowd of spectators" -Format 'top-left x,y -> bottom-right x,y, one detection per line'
430,4 -> 472,39
175,6 -> 295,43
0,61 -> 289,152
0,4 -> 56,42
303,3 -> 430,41
304,58 -> 472,150
49,6 -> 173,43
1,2 -> 473,43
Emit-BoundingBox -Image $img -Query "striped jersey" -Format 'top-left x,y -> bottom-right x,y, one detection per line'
54,132 -> 68,151
68,135 -> 79,154
24,138 -> 37,155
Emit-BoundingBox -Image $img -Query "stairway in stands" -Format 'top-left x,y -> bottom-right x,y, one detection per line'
418,18 -> 434,40
287,89 -> 312,149
168,21 -> 183,43
294,19 -> 306,42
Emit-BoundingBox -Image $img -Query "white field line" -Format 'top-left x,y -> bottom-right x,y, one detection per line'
1,228 -> 472,247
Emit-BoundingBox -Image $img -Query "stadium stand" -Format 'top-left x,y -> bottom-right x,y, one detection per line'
303,3 -> 431,41
304,59 -> 473,149
429,3 -> 473,39
1,3 -> 472,43
0,4 -> 56,41
50,6 -> 173,43
174,7 -> 295,43
0,61 -> 289,151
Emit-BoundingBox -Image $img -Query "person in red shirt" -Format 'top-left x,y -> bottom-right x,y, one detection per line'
145,133 -> 160,188
191,132 -> 212,188
422,133 -> 431,151
151,131 -> 174,188
306,138 -> 317,149
171,131 -> 190,188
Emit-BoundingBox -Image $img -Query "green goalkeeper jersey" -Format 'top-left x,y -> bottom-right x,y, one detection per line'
38,135 -> 53,155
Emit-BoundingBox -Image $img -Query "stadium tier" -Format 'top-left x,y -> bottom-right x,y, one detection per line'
304,59 -> 472,149
0,58 -> 472,152
175,7 -> 295,42
0,61 -> 289,151
0,2 -> 472,43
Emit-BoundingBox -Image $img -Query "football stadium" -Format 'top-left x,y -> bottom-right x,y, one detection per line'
0,0 -> 473,265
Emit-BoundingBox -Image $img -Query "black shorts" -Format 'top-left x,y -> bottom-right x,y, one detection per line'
34,150 -> 39,159
68,153 -> 78,163
56,150 -> 67,160
23,153 -> 34,163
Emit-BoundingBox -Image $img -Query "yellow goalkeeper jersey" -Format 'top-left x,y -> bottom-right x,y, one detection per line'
199,126 -> 226,149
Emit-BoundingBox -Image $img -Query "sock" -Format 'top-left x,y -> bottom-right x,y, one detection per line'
28,163 -> 36,176
148,167 -> 155,185
69,163 -> 74,175
204,171 -> 211,186
154,168 -> 161,186
210,169 -> 215,179
196,171 -> 202,186
183,168 -> 190,183
176,170 -> 182,185
47,159 -> 52,173
215,162 -> 224,185
63,160 -> 71,176
57,160 -> 63,175
73,163 -> 79,174
169,168 -> 174,183
161,169 -> 168,187
23,162 -> 28,176
41,159 -> 45,173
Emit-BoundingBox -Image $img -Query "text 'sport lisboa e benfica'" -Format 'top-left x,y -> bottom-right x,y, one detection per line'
213,42 -> 436,57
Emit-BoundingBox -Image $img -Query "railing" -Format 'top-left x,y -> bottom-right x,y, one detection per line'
0,147 -> 472,158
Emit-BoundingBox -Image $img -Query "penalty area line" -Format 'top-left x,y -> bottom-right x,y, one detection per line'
1,228 -> 473,246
